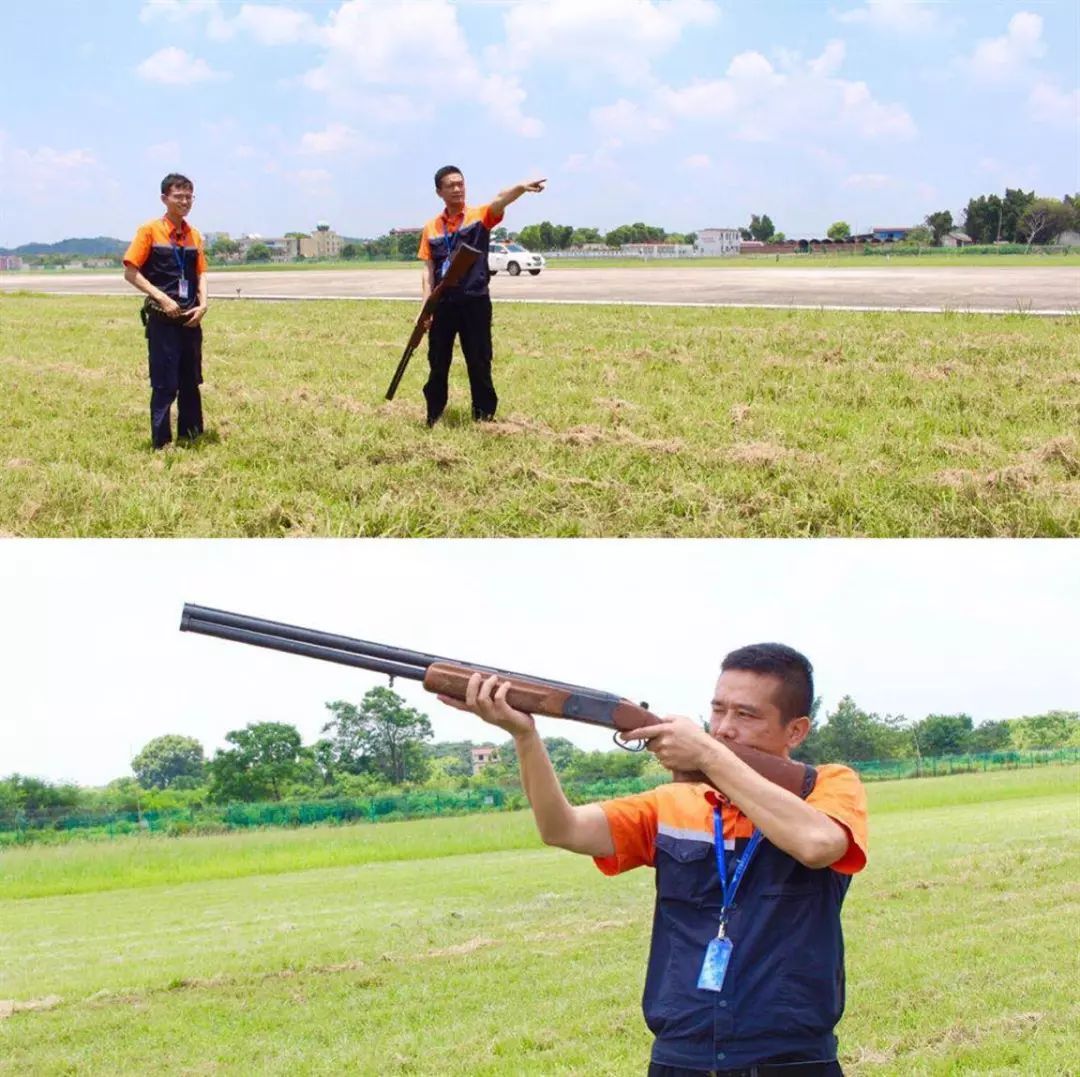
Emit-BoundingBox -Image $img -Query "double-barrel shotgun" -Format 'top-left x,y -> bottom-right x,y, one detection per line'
179,604 -> 817,798
384,242 -> 482,401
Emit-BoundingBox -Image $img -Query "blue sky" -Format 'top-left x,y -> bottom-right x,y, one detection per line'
2,539 -> 1077,785
1,0 -> 1077,246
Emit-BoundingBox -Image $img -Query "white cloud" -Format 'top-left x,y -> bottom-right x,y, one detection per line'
809,39 -> 846,78
139,0 -> 219,24
1029,81 -> 1080,129
135,46 -> 225,84
496,0 -> 718,84
683,153 -> 711,169
0,134 -> 102,201
145,140 -> 182,164
834,0 -> 940,34
299,123 -> 360,155
960,12 -> 1045,84
284,168 -> 335,200
842,172 -> 892,190
300,0 -> 542,137
591,98 -> 669,143
207,3 -> 320,45
606,46 -> 915,148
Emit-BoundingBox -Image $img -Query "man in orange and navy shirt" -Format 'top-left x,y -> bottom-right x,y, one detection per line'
443,643 -> 868,1077
123,173 -> 209,448
416,166 -> 545,426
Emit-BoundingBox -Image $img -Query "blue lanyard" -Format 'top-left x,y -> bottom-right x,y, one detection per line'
440,214 -> 462,277
169,225 -> 188,280
712,807 -> 762,933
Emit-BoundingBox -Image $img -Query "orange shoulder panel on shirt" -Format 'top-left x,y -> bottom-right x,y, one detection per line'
123,220 -> 155,269
807,763 -> 869,874
595,782 -> 714,876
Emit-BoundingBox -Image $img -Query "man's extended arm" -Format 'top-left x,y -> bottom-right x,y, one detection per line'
440,673 -> 614,857
489,178 -> 547,218
627,718 -> 848,870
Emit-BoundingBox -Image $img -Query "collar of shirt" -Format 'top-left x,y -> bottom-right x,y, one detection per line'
438,207 -> 466,231
164,216 -> 191,242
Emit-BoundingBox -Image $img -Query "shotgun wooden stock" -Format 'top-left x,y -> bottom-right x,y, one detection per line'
385,242 -> 482,400
423,662 -> 816,798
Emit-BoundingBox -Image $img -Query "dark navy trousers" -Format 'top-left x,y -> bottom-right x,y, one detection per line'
146,315 -> 203,448
423,296 -> 497,424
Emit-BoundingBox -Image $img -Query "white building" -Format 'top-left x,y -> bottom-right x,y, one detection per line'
694,228 -> 741,257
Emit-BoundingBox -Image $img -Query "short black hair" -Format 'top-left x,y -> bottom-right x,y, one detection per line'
721,643 -> 814,724
434,165 -> 463,190
161,173 -> 193,194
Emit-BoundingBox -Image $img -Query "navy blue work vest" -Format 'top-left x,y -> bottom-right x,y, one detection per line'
646,827 -> 851,1069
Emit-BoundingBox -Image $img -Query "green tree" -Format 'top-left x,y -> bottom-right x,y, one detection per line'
209,236 -> 239,260
517,224 -> 543,249
900,225 -> 933,247
563,749 -> 649,783
797,696 -> 909,763
323,687 -> 434,785
131,734 -> 206,789
924,210 -> 954,245
827,221 -> 851,242
396,231 -> 421,260
0,773 -> 81,814
1000,187 -> 1036,242
749,214 -> 775,242
1064,193 -> 1080,229
208,722 -> 305,801
570,227 -> 603,245
968,720 -> 1012,753
962,194 -> 1003,243
340,242 -> 362,260
244,242 -> 272,263
1017,198 -> 1074,246
427,740 -> 477,778
911,714 -> 974,757
1007,710 -> 1080,749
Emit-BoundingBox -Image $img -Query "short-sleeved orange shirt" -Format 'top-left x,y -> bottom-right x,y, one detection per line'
124,216 -> 207,305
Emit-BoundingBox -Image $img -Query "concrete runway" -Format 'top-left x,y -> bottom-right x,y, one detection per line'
3,264 -> 1077,314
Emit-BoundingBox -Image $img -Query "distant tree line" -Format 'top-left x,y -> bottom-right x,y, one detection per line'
2,688 -> 1076,820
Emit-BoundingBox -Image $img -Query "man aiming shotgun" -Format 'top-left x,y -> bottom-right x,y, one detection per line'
179,608 -> 866,1074
445,644 -> 868,1077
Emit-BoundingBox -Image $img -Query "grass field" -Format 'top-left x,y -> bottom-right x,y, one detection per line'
1,766 -> 1076,1074
1,294 -> 1077,537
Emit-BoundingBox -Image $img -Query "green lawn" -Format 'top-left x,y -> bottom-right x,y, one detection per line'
1,766 -> 1076,1075
2,294 -> 1077,537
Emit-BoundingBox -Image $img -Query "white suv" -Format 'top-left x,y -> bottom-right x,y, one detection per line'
488,242 -> 545,276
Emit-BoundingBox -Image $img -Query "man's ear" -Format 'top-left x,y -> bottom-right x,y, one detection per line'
786,715 -> 811,749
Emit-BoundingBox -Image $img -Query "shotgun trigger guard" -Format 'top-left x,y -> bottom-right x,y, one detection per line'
614,731 -> 646,753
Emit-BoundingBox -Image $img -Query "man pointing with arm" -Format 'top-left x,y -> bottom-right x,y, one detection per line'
442,642 -> 868,1077
416,167 -> 545,426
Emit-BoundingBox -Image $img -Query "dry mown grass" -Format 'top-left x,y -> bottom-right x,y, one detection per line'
1,295 -> 1076,536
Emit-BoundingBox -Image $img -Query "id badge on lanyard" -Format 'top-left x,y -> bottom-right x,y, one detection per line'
440,217 -> 459,281
697,811 -> 762,993
172,235 -> 189,300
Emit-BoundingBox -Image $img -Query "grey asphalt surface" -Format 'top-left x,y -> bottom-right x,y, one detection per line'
3,265 -> 1077,313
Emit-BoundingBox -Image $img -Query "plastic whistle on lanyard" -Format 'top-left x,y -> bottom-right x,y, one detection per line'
697,812 -> 763,993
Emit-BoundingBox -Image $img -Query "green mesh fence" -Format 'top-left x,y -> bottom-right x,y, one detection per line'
3,747 -> 1077,841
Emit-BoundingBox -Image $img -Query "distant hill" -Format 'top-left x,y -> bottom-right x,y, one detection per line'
0,237 -> 126,256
